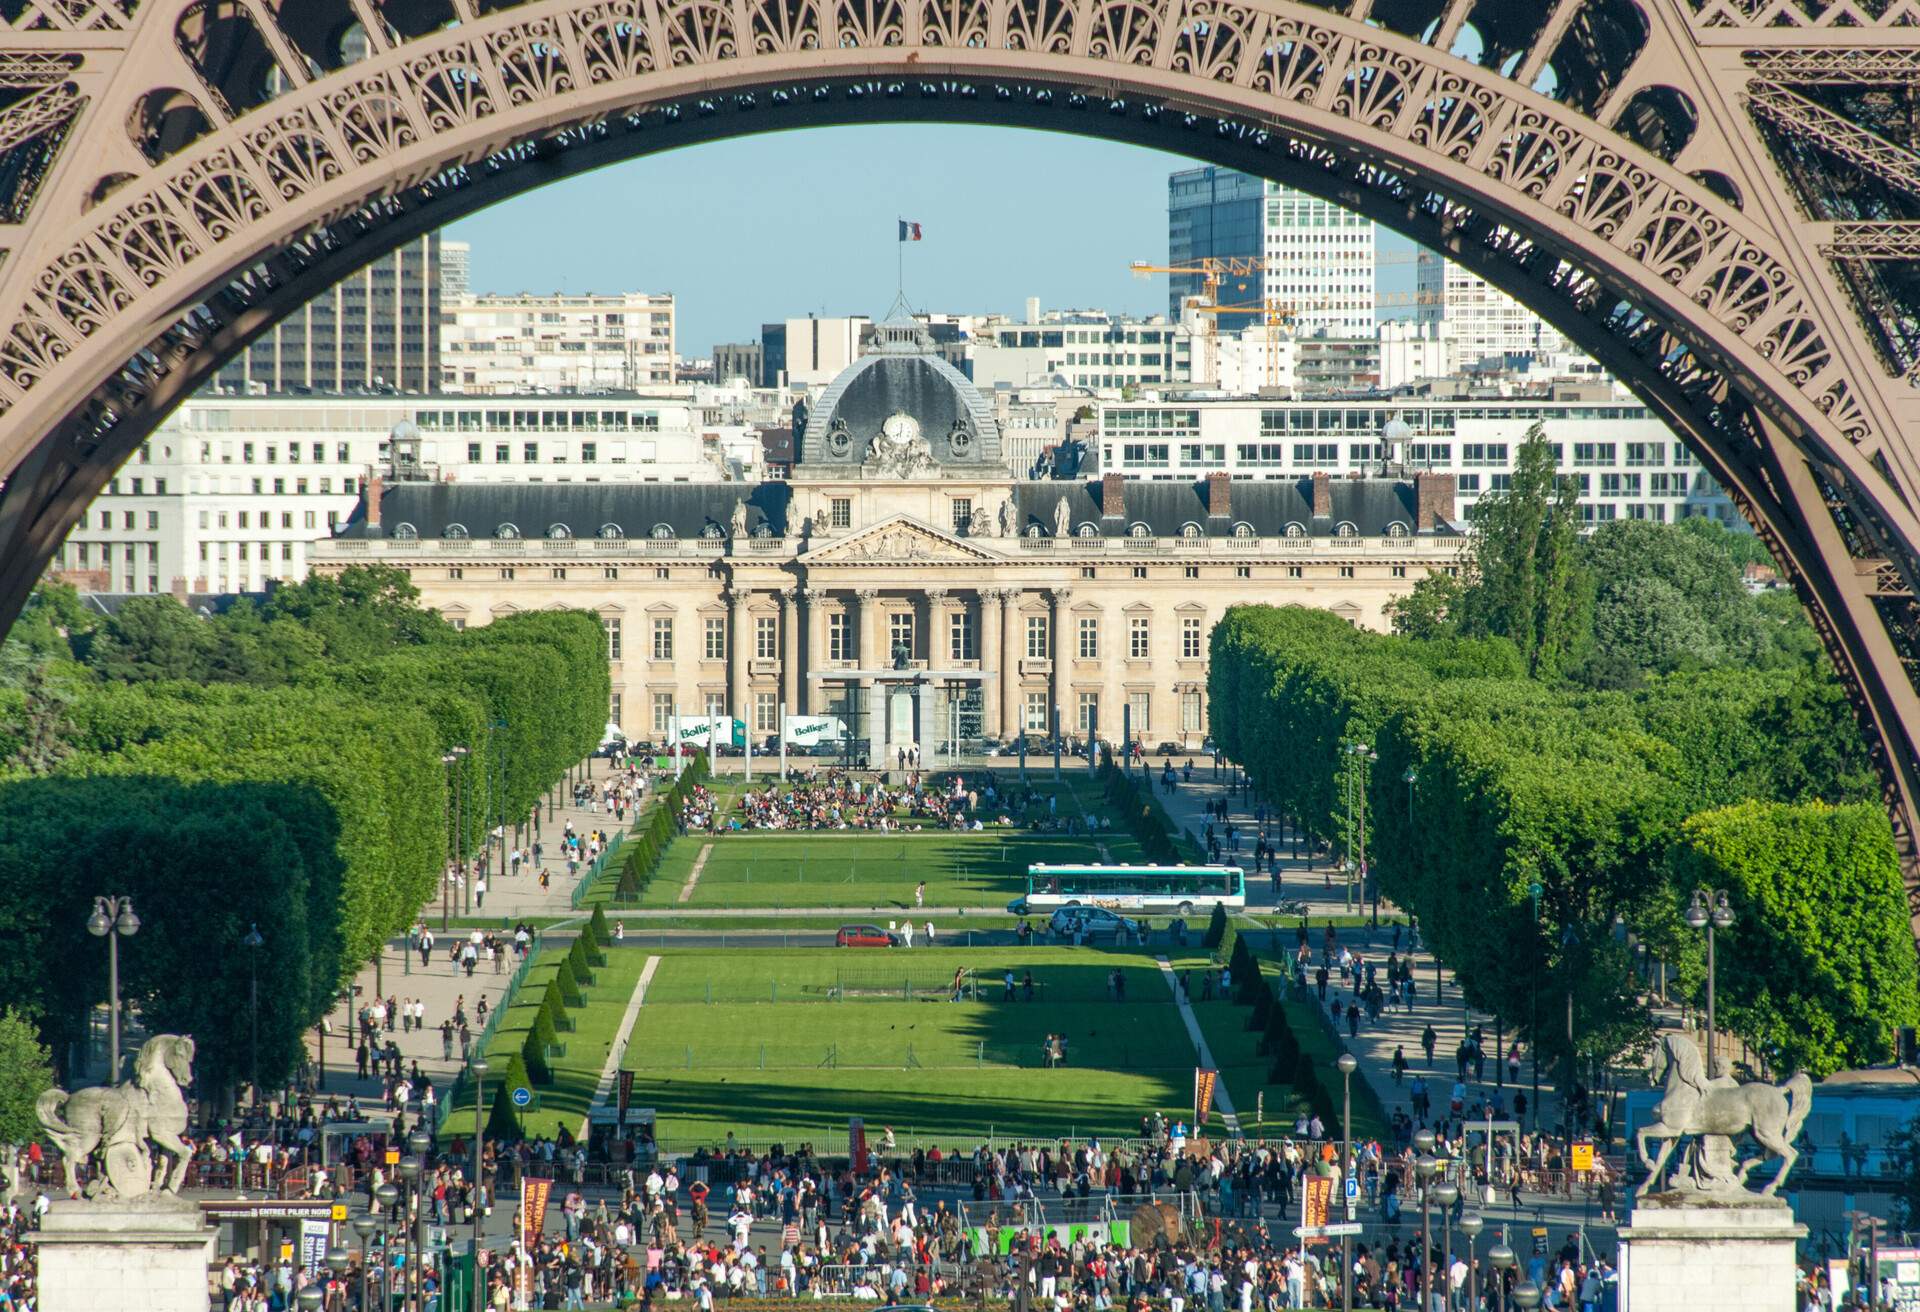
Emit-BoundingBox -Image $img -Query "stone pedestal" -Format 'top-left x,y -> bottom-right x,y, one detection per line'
32,1198 -> 215,1312
1619,1194 -> 1805,1312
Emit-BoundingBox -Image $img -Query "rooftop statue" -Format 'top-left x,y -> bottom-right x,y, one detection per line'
1634,1031 -> 1811,1199
39,1034 -> 195,1200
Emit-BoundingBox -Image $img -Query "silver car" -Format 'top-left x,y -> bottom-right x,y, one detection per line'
1049,905 -> 1146,942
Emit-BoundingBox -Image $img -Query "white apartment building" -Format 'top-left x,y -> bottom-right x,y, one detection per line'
969,310 -> 1192,391
51,392 -> 755,596
1094,393 -> 1739,527
1265,185 -> 1375,338
783,316 -> 870,387
1414,250 -> 1568,366
441,292 -> 676,393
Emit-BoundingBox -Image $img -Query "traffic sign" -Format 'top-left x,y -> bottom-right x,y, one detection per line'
1345,1176 -> 1360,1201
1571,1141 -> 1595,1172
511,1086 -> 532,1108
1295,1223 -> 1364,1239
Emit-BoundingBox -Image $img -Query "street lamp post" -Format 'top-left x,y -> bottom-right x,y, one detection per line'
242,923 -> 264,1105
1432,1182 -> 1459,1310
1459,1213 -> 1483,1312
351,1213 -> 379,1312
1512,1279 -> 1543,1310
1337,1052 -> 1357,1312
1528,879 -> 1543,1131
1686,887 -> 1735,1077
442,747 -> 469,934
375,1184 -> 401,1308
325,1245 -> 351,1310
1488,1240 -> 1515,1312
87,895 -> 139,1080
1414,1130 -> 1438,1312
471,1057 -> 488,1312
409,1128 -> 432,1310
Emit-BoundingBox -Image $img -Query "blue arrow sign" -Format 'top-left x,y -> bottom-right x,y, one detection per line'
511,1086 -> 532,1107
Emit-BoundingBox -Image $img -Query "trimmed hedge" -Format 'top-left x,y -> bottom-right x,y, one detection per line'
486,1051 -> 532,1140
1100,762 -> 1179,863
611,756 -> 710,903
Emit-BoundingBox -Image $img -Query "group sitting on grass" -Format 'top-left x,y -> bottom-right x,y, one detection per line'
682,770 -> 996,833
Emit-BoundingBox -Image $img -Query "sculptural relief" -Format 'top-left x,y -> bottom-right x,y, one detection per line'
1634,1031 -> 1811,1199
39,1034 -> 196,1200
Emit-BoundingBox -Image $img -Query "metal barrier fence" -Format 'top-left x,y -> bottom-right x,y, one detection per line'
569,830 -> 629,911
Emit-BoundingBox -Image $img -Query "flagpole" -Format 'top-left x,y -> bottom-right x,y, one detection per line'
897,219 -> 904,301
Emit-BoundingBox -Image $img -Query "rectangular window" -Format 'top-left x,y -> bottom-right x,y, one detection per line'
1026,614 -> 1049,659
653,692 -> 674,734
951,498 -> 972,533
1181,616 -> 1203,659
755,614 -> 778,660
1077,616 -> 1099,659
829,612 -> 850,662
146,511 -> 159,530
1626,441 -> 1661,467
1574,442 -> 1616,467
495,444 -> 510,463
1077,691 -> 1100,734
604,618 -> 623,662
468,443 -> 482,463
523,442 -> 539,463
1024,692 -> 1049,732
755,692 -> 777,735
705,692 -> 726,720
652,616 -> 675,661
581,442 -> 597,464
704,617 -> 726,661
949,610 -> 975,662
1127,691 -> 1150,736
888,612 -> 914,657
1181,690 -> 1204,733
1339,565 -> 1355,578
829,498 -> 851,528
500,566 -> 515,580
1128,616 -> 1150,659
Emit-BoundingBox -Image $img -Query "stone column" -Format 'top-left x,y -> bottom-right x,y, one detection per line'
728,587 -> 751,724
924,588 -> 949,668
856,588 -> 880,671
1000,588 -> 1022,739
779,588 -> 800,718
1051,585 -> 1073,736
980,588 -> 1005,738
804,587 -> 829,714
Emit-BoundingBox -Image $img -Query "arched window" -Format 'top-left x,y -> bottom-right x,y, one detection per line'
1076,522 -> 1099,538
391,522 -> 418,540
1385,521 -> 1411,538
1128,522 -> 1152,538
495,523 -> 521,540
547,523 -> 572,540
1233,521 -> 1256,538
751,522 -> 774,538
444,523 -> 469,540
598,524 -> 625,540
1283,522 -> 1307,538
1335,521 -> 1358,538
1180,522 -> 1203,539
701,523 -> 724,540
1025,524 -> 1045,538
649,524 -> 674,540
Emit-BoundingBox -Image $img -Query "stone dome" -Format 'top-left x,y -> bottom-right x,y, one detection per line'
796,318 -> 1000,473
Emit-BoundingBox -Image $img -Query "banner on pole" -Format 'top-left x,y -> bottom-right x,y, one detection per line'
617,1070 -> 634,1126
849,1117 -> 869,1175
1301,1176 -> 1332,1247
1193,1068 -> 1218,1127
521,1178 -> 553,1245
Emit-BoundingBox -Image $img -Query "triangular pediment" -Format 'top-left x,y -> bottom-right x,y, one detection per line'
804,515 -> 998,564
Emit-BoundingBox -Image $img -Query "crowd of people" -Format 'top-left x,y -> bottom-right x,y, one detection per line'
679,769 -> 1009,833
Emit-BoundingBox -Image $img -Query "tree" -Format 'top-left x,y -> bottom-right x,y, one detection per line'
1454,425 -> 1592,679
85,596 -> 211,683
1590,576 -> 1717,674
5,664 -> 73,773
0,1009 -> 53,1144
1386,570 -> 1463,640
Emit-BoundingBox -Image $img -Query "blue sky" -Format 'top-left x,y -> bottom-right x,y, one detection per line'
446,124 -> 1418,358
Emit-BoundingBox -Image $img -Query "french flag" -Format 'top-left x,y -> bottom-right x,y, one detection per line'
898,220 -> 922,242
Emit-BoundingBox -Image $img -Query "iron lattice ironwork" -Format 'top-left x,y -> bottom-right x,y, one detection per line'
5,0 -> 1920,913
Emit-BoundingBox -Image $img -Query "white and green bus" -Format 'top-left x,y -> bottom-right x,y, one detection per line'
1008,863 -> 1247,916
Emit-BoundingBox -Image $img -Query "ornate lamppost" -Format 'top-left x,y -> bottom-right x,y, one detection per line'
1685,886 -> 1734,1077
87,895 -> 139,1079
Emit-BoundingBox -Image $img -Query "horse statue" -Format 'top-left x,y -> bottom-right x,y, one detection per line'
38,1033 -> 196,1200
1634,1031 -> 1811,1199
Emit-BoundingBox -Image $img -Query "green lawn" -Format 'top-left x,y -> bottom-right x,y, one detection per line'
620,946 -> 1223,1146
436,947 -> 651,1141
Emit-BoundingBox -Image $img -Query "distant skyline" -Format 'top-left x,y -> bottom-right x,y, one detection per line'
444,125 -> 1419,359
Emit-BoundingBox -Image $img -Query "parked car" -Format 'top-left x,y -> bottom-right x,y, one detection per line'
1156,741 -> 1184,757
835,924 -> 898,948
1048,905 -> 1146,943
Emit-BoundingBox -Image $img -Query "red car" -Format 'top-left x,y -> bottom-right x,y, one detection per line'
835,924 -> 898,948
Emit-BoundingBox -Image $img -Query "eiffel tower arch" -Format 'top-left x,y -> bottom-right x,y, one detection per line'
3,0 -> 1920,908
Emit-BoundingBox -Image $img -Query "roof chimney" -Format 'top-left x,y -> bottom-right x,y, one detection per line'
1205,471 -> 1231,519
1101,472 -> 1126,519
1311,471 -> 1333,518
1415,470 -> 1457,531
366,473 -> 384,535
